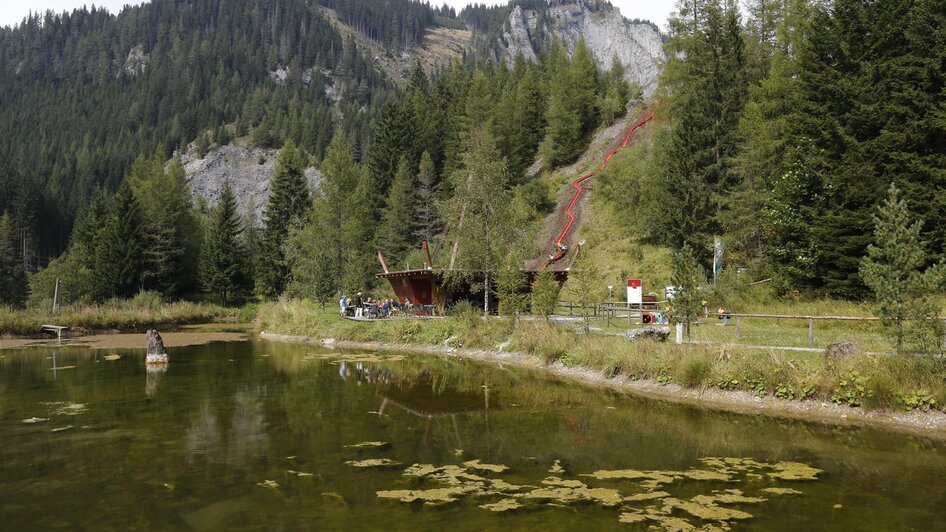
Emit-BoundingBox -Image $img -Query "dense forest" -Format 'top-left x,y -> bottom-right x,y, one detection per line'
16,19 -> 632,308
0,0 -> 396,267
0,0 -> 943,310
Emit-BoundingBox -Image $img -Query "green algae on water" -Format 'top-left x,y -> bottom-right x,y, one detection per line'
761,487 -> 803,495
768,462 -> 823,481
345,458 -> 403,468
549,460 -> 565,474
463,459 -> 509,473
344,441 -> 390,450
480,499 -> 522,512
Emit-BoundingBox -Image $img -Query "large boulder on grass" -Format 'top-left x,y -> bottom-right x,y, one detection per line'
824,341 -> 860,359
626,327 -> 671,342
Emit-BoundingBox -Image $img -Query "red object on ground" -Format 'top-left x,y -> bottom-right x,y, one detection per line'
547,106 -> 658,265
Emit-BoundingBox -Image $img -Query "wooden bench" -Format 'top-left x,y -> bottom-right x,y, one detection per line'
40,325 -> 69,339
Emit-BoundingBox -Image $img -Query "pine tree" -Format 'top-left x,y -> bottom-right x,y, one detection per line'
650,0 -> 748,262
378,156 -> 418,266
670,244 -> 706,341
0,212 -> 28,307
860,184 -> 945,353
414,151 -> 441,245
570,37 -> 601,136
130,153 -> 200,297
93,182 -> 145,300
543,42 -> 583,167
367,100 -> 417,217
257,140 -> 311,298
288,131 -> 373,297
200,182 -> 250,305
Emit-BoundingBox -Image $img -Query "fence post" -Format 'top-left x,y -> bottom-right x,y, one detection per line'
735,316 -> 741,340
808,318 -> 814,345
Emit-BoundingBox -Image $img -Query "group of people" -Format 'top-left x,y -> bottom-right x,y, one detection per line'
339,292 -> 414,319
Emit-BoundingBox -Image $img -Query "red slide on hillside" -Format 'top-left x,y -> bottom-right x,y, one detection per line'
543,105 -> 658,267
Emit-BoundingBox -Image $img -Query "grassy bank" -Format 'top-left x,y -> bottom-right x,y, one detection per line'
0,293 -> 251,336
257,299 -> 946,414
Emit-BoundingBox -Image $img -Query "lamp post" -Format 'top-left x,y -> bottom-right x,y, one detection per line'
607,285 -> 613,328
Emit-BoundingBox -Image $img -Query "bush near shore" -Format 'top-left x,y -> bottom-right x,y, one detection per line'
257,299 -> 946,414
0,291 -> 246,336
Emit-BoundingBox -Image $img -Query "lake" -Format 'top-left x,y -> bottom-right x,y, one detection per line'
1,338 -> 944,530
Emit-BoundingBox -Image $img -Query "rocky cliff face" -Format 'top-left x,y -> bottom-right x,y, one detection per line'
179,143 -> 322,224
495,3 -> 664,96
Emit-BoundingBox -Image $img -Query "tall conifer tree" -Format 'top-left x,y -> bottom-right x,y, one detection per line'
257,140 -> 310,298
201,182 -> 250,304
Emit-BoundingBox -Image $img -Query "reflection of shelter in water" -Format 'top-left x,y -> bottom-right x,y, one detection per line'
342,364 -> 494,448
376,371 -> 492,448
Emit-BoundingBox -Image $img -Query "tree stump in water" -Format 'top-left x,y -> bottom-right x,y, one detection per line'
146,329 -> 169,365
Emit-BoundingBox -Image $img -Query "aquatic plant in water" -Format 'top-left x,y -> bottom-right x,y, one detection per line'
345,458 -> 403,468
371,456 -> 823,528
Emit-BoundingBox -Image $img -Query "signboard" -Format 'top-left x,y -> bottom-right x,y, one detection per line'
627,279 -> 642,305
665,285 -> 677,300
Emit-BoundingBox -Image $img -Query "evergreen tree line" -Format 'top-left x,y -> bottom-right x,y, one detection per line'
631,0 -> 946,299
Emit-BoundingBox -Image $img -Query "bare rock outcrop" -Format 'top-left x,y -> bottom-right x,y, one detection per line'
495,3 -> 665,96
179,142 -> 322,222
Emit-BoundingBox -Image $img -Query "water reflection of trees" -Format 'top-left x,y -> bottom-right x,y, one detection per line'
185,401 -> 224,464
227,390 -> 270,468
184,390 -> 270,468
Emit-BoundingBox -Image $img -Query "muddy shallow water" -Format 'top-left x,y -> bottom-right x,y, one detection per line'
0,323 -> 250,350
0,339 -> 944,530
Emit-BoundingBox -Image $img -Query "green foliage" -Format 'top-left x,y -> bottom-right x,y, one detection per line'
567,260 -> 601,333
377,156 -> 418,266
897,390 -> 937,412
0,213 -> 28,307
200,182 -> 251,305
649,0 -> 747,261
27,248 -> 95,308
442,127 -> 518,315
669,245 -> 706,340
257,140 -> 311,298
831,371 -> 872,407
413,151 -> 441,245
531,271 -> 560,319
860,184 -> 945,354
496,265 -> 528,317
288,132 -> 373,299
129,152 -> 201,296
92,182 -> 145,301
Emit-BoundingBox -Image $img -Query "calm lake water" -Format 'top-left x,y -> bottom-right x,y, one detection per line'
1,339 -> 944,530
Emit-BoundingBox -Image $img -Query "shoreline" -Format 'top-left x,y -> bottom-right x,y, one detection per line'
260,330 -> 946,441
